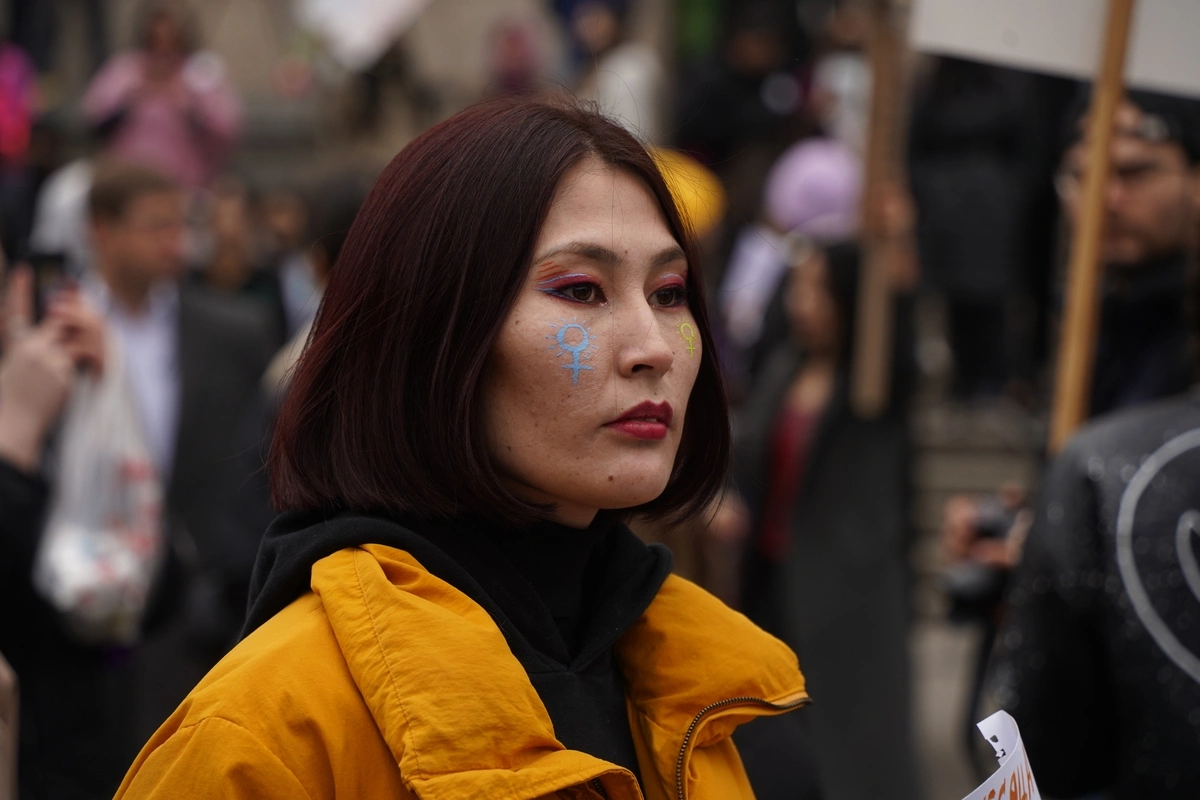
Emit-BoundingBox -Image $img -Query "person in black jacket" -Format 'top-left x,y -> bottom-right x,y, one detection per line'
994,391 -> 1200,798
992,92 -> 1200,797
908,58 -> 1038,400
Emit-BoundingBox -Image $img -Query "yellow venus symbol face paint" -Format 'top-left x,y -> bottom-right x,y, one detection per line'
678,322 -> 697,357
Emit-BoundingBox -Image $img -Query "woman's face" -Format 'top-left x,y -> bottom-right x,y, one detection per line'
786,250 -> 840,355
483,159 -> 701,527
146,14 -> 185,58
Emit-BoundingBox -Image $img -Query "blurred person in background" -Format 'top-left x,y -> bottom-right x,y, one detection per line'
190,175 -> 287,350
728,221 -> 919,798
1,648 -> 13,799
0,261 -> 114,800
674,1 -> 805,238
570,0 -> 664,143
993,356 -> 1200,796
908,58 -> 1038,402
937,88 -> 1200,787
806,3 -> 871,156
28,113 -> 96,277
79,161 -> 273,750
0,36 -> 36,260
983,88 -> 1200,800
940,484 -> 1032,778
260,185 -> 317,340
486,20 -> 545,98
228,175 -> 374,553
717,137 -> 861,397
1054,90 -> 1200,416
946,90 -> 1200,563
262,173 -> 370,395
81,1 -> 240,191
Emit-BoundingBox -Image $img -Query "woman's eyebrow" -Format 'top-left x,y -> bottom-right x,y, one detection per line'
651,245 -> 687,269
533,241 -> 620,267
532,242 -> 687,270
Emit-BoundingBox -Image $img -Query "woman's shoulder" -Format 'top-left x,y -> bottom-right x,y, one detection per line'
620,574 -> 805,708
198,592 -> 361,703
118,593 -> 403,798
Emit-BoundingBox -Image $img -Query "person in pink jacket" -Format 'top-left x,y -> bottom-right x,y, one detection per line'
82,1 -> 241,189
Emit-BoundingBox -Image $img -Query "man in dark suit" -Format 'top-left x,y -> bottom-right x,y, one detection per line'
0,161 -> 273,799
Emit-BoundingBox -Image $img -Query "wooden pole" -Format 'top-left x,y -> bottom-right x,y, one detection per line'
851,0 -> 907,418
1048,0 -> 1137,453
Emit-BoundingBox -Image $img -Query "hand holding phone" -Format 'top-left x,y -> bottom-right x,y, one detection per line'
27,252 -> 68,325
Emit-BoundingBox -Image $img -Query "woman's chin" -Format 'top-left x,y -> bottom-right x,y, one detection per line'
585,473 -> 672,511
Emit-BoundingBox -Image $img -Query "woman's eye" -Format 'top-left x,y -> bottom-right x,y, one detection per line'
550,282 -> 605,304
651,286 -> 687,307
567,284 -> 596,302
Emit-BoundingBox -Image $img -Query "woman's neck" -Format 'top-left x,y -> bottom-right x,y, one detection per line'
500,476 -> 599,528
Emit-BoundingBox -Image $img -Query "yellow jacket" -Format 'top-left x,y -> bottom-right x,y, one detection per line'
116,544 -> 807,799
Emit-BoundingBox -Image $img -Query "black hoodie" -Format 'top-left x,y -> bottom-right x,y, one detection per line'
242,509 -> 672,782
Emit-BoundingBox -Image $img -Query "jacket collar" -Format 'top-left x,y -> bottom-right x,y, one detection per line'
615,576 -> 809,799
311,544 -> 806,800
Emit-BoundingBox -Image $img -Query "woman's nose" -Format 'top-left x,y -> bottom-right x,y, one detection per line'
613,304 -> 675,377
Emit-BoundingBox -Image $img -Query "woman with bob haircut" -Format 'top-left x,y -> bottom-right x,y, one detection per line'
116,96 -> 808,800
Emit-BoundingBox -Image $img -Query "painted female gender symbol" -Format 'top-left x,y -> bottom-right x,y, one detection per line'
548,318 -> 597,384
678,323 -> 697,357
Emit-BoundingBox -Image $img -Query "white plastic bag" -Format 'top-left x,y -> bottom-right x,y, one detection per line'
33,337 -> 164,644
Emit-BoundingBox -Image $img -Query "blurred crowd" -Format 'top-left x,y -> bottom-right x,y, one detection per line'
1,1 -> 1199,799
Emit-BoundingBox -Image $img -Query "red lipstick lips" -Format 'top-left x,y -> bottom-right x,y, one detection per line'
605,401 -> 673,440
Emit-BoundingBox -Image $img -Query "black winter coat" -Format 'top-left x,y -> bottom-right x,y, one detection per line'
0,461 -> 138,799
995,390 -> 1200,798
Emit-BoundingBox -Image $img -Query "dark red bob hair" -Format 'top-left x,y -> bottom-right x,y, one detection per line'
271,95 -> 730,527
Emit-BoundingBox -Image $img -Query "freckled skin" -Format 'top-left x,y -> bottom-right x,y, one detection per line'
483,159 -> 701,526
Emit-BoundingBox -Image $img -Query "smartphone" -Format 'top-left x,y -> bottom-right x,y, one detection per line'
27,251 -> 67,323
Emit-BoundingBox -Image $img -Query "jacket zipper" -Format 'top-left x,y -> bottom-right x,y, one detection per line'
674,695 -> 810,800
590,777 -> 611,799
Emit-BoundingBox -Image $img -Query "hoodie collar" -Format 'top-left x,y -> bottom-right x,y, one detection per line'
310,543 -> 806,800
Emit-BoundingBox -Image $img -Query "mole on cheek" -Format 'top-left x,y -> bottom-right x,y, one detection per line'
607,475 -> 614,482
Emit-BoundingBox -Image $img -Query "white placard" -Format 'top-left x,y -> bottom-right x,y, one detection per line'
962,711 -> 1042,800
910,0 -> 1200,100
296,0 -> 433,72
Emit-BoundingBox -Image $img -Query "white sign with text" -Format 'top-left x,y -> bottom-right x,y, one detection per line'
962,711 -> 1042,800
910,0 -> 1200,99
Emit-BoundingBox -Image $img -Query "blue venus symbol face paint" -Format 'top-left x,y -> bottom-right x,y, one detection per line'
548,318 -> 598,384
